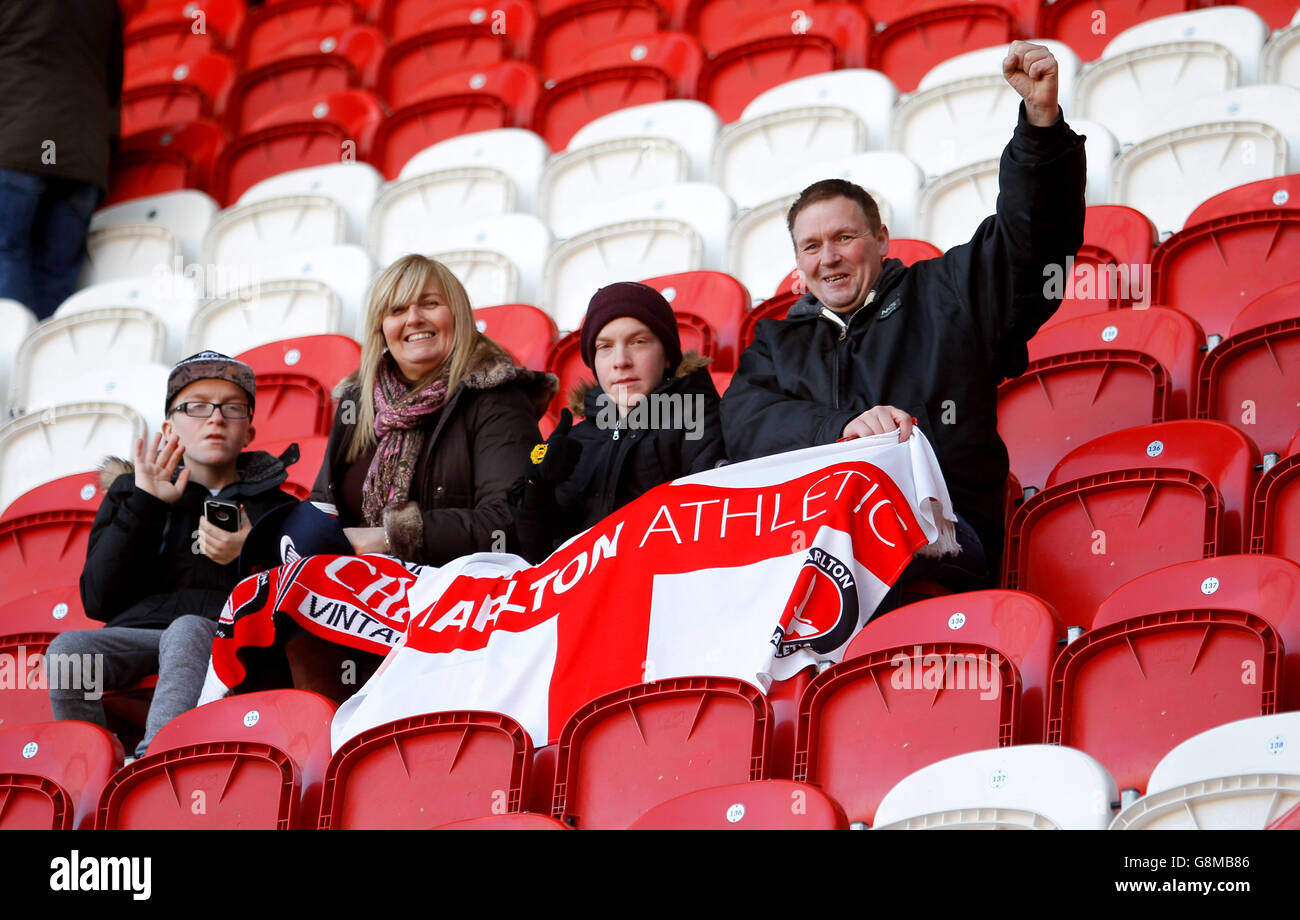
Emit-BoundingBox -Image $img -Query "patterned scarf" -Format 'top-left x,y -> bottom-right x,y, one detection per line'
361,358 -> 450,527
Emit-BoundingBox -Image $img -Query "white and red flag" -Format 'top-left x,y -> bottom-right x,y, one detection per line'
324,430 -> 958,749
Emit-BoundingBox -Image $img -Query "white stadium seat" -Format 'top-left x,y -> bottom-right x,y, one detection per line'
186,279 -> 343,356
30,364 -> 171,435
726,194 -> 798,302
237,162 -> 383,246
567,100 -> 721,183
1099,6 -> 1269,85
917,158 -> 1000,252
237,245 -> 373,343
407,213 -> 552,309
1262,19 -> 1300,89
0,402 -> 145,512
368,168 -> 518,265
740,69 -> 898,151
79,224 -> 179,288
892,75 -> 1020,178
201,195 -> 347,271
873,745 -> 1118,830
1110,712 -> 1300,830
539,138 -> 691,238
0,299 -> 37,419
9,308 -> 167,418
919,40 -> 1080,112
398,128 -> 549,214
1068,117 -> 1119,207
740,151 -> 920,237
89,189 -> 217,265
55,274 -> 200,363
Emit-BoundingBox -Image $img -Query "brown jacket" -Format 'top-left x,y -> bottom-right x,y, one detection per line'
310,336 -> 556,566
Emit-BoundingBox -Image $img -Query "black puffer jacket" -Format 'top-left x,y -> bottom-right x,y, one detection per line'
80,449 -> 299,630
513,353 -> 726,562
722,105 -> 1087,572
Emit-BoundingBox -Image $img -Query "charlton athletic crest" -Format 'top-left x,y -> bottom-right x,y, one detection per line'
773,547 -> 859,658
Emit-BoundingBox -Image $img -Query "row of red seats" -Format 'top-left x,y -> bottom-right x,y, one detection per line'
5,550 -> 1298,829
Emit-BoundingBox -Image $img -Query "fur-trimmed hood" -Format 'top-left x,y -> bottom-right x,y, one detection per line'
98,445 -> 298,492
568,350 -> 712,417
335,334 -> 558,419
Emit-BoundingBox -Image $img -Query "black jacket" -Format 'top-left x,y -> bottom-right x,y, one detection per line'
513,353 -> 726,563
80,449 -> 299,630
721,105 -> 1087,571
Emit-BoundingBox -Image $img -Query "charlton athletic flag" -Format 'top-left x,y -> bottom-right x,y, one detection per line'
200,431 -> 959,749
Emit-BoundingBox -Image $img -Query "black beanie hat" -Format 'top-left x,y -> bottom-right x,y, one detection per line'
579,282 -> 683,371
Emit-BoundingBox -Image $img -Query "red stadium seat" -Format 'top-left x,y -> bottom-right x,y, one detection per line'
697,5 -> 867,124
709,370 -> 732,395
1151,210 -> 1300,343
868,2 -> 1016,93
1004,420 -> 1259,630
474,304 -> 558,371
241,0 -> 362,71
544,330 -> 589,419
1195,281 -> 1300,459
373,62 -> 540,177
684,0 -> 791,53
1094,554 -> 1300,713
628,779 -> 849,829
235,334 -> 361,400
0,721 -> 124,830
1036,0 -> 1192,62
738,290 -> 798,351
318,711 -> 534,829
0,511 -> 96,604
121,53 -> 236,136
1268,802 -> 1300,830
227,26 -> 385,132
124,0 -> 245,73
533,32 -> 701,149
1001,305 -> 1205,491
379,0 -> 535,50
106,120 -> 226,205
672,311 -> 716,362
212,90 -> 384,204
794,638 -> 1020,826
436,812 -> 569,829
1250,429 -> 1300,565
0,633 -> 56,731
255,436 -> 329,500
1040,205 -> 1159,329
1047,608 -> 1281,794
1184,174 -> 1300,229
532,0 -> 665,81
845,589 -> 1065,744
1,472 -> 103,521
0,586 -> 98,637
551,677 -> 773,829
641,270 -> 749,372
246,374 -> 334,444
98,689 -> 337,829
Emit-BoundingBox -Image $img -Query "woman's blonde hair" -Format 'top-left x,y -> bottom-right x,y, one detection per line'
345,254 -> 480,462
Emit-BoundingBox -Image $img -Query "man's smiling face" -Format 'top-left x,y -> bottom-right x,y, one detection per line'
792,196 -> 891,314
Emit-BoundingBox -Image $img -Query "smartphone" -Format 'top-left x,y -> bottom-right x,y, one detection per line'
204,499 -> 240,532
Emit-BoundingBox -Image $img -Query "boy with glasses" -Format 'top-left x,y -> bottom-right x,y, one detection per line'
48,351 -> 298,759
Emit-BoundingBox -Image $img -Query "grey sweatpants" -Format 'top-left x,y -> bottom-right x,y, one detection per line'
47,615 -> 218,759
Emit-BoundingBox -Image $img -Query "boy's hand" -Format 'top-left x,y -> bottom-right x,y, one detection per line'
198,506 -> 251,565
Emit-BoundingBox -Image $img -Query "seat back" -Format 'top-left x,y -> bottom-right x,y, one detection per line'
1251,429 -> 1300,565
201,195 -> 347,269
473,304 -> 558,372
235,335 -> 361,403
0,472 -> 102,522
640,270 -> 748,372
628,779 -> 848,829
0,721 -> 124,830
186,280 -> 343,356
869,3 -> 1015,93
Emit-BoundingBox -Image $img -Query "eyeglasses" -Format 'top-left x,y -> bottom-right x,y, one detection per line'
169,401 -> 252,419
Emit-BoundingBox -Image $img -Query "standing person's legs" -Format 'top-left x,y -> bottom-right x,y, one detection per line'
137,615 -> 219,758
46,626 -> 164,727
30,177 -> 98,320
0,168 -> 44,313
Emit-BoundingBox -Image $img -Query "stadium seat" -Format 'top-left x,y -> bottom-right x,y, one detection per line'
868,2 -> 1016,93
1036,0 -> 1192,62
106,120 -> 225,206
1113,85 -> 1300,237
186,279 -> 344,357
999,306 -> 1206,492
0,585 -> 98,637
726,195 -> 802,302
1152,209 -> 1300,344
738,69 -> 897,154
1261,18 -> 1300,86
227,26 -> 385,133
1111,712 -> 1300,830
0,721 -> 124,830
240,0 -> 362,71
1039,204 -> 1158,330
566,99 -> 719,182
1184,174 -> 1300,229
0,404 -> 146,516
709,369 -> 732,396
1093,554 -> 1300,714
212,90 -> 385,205
892,75 -> 1022,179
550,677 -> 774,829
1006,419 -> 1259,631
124,0 -> 245,73
532,0 -> 665,81
0,300 -> 36,417
79,224 -> 179,288
0,632 -> 58,731
873,744 -> 1118,830
244,374 -> 333,444
683,0 -> 788,54
544,330 -> 587,419
920,40 -> 1080,103
1195,280 -> 1300,459
236,161 -> 383,246
794,636 -> 1021,827
397,128 -> 550,213
372,62 -> 541,178
474,304 -> 558,371
89,189 -> 218,266
538,138 -> 691,239
235,335 -> 362,401
916,157 -> 999,252
627,779 -> 848,829
435,812 -> 570,829
738,290 -> 799,351
121,53 -> 237,137
640,270 -> 748,372
533,33 -> 702,151
845,589 -> 1065,745
97,689 -> 338,829
256,437 -> 328,500
201,196 -> 347,271
371,169 -> 520,263
380,0 -> 536,50
1251,429 -> 1300,565
0,511 -> 97,612
318,711 -> 535,829
0,472 -> 102,522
